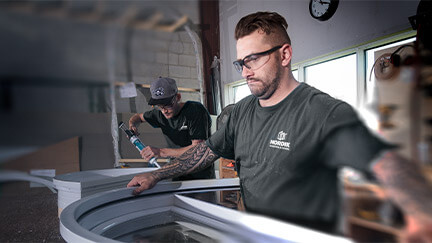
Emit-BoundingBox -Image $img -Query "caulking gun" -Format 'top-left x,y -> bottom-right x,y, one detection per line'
118,121 -> 161,168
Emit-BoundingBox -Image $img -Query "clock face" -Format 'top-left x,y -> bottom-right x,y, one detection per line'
310,0 -> 330,18
309,0 -> 339,21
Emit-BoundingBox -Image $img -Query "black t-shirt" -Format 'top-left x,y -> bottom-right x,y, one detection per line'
144,101 -> 215,180
207,83 -> 390,227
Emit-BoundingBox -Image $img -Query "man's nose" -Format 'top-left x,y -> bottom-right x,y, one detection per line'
242,66 -> 253,78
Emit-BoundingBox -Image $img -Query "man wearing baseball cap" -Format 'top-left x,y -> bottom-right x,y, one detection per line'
129,77 -> 215,181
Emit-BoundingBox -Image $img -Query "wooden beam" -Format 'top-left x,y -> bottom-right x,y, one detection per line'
199,0 -> 220,115
133,12 -> 164,30
154,15 -> 189,33
115,82 -> 200,93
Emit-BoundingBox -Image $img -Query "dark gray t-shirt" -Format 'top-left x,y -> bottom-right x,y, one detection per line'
207,83 -> 389,224
144,101 -> 215,180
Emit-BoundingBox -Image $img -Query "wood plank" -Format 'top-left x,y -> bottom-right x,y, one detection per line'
348,216 -> 402,236
115,82 -> 199,93
2,137 -> 80,175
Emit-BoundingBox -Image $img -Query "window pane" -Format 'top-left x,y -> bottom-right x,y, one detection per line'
363,37 -> 416,131
292,70 -> 298,80
305,54 -> 357,107
365,37 -> 416,103
233,83 -> 251,103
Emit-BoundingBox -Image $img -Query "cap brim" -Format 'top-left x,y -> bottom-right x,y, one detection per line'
148,95 -> 175,106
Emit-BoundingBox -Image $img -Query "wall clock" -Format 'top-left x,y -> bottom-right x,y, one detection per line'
309,0 -> 339,21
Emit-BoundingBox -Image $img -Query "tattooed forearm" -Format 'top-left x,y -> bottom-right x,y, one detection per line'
373,151 -> 432,220
151,142 -> 219,180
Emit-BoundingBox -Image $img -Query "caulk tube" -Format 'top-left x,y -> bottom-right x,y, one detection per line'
129,135 -> 145,151
119,122 -> 161,168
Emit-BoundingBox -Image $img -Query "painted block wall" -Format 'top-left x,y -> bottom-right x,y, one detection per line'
0,1 -> 202,171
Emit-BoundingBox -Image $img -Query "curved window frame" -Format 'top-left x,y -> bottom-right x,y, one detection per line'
60,178 -> 351,243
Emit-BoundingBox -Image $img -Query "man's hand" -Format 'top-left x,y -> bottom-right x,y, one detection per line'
373,151 -> 432,243
129,124 -> 139,136
128,114 -> 143,135
127,173 -> 159,195
401,215 -> 432,243
140,146 -> 161,161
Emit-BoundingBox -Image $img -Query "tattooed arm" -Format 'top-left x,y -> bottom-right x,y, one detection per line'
372,151 -> 432,242
127,141 -> 219,195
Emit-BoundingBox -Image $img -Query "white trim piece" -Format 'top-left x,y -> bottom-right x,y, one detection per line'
174,194 -> 351,243
53,168 -> 159,213
0,170 -> 56,193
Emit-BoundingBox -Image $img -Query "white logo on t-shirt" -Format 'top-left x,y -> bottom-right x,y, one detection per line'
269,131 -> 290,151
277,131 -> 287,140
179,121 -> 188,131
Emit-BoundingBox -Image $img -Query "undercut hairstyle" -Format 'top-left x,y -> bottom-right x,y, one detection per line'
235,11 -> 291,45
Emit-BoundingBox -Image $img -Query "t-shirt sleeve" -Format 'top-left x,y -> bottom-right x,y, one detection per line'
320,121 -> 396,173
206,106 -> 236,160
143,110 -> 161,128
318,102 -> 395,173
321,102 -> 360,138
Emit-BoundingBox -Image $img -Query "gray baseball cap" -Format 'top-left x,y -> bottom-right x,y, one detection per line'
148,77 -> 178,105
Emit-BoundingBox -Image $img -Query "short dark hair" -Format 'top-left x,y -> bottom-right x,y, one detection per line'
235,11 -> 291,45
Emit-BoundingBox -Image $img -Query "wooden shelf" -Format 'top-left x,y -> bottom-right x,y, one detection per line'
343,180 -> 405,242
222,166 -> 235,170
348,216 -> 402,236
219,158 -> 237,179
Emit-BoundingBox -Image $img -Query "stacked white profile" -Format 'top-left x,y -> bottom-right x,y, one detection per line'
53,168 -> 158,216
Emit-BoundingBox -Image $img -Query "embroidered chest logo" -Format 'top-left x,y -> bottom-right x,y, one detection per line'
179,121 -> 188,131
269,131 -> 290,151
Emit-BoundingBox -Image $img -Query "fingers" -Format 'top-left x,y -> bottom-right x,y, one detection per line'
140,147 -> 157,160
403,217 -> 432,243
140,149 -> 151,161
131,127 -> 139,135
127,178 -> 138,187
133,184 -> 150,196
127,173 -> 158,195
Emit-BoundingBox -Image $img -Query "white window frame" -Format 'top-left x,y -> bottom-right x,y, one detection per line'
224,78 -> 248,107
59,178 -> 350,243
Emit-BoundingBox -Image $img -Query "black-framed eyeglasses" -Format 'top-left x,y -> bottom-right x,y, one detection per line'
233,45 -> 283,73
154,95 -> 177,110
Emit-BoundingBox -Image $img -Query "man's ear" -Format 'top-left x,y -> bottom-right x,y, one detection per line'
281,44 -> 292,67
177,93 -> 182,101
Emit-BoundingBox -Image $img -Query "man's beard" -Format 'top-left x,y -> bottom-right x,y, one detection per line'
248,66 -> 282,100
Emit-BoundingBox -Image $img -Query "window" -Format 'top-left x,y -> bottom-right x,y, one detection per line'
233,83 -> 251,103
362,37 -> 416,130
292,69 -> 298,80
305,54 -> 357,107
365,37 -> 416,103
